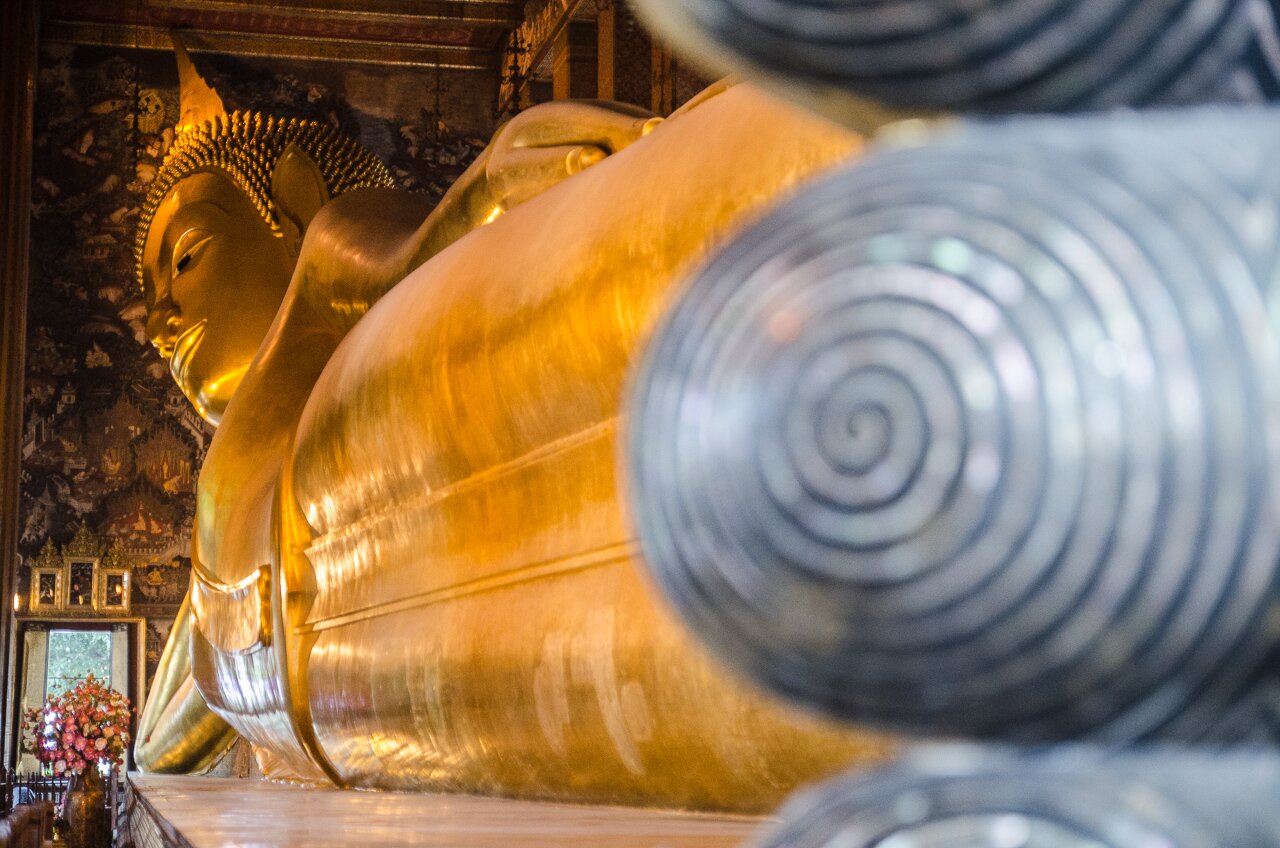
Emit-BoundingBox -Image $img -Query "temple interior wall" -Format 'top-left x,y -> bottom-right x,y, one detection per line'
4,4 -> 709,766
16,45 -> 495,704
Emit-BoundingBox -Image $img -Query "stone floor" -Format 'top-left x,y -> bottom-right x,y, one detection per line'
128,774 -> 768,848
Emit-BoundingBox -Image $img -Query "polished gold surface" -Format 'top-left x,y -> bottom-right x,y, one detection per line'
137,46 -> 892,809
173,36 -> 226,134
293,86 -> 885,809
134,593 -> 237,775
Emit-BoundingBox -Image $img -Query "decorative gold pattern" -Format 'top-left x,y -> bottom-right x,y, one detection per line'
64,523 -> 103,559
26,528 -> 135,615
103,538 -> 130,571
33,539 -> 62,571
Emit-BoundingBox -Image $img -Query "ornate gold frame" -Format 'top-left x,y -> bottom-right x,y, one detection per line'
99,567 -> 131,613
29,569 -> 62,613
65,558 -> 99,611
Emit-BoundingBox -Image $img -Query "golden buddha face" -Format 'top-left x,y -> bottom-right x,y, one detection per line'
142,169 -> 295,425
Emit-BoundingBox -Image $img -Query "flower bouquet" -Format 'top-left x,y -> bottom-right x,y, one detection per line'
22,673 -> 132,775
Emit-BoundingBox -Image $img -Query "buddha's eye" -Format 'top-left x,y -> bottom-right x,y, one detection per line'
171,229 -> 213,278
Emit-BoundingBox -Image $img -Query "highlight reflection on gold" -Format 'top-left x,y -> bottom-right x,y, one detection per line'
137,51 -> 895,810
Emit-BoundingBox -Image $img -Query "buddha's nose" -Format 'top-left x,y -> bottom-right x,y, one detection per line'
147,299 -> 182,358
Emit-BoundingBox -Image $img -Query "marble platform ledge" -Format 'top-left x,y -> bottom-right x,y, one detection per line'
126,774 -> 766,848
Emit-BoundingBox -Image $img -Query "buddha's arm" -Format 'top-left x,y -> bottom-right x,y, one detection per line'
296,99 -> 662,333
134,590 -> 237,773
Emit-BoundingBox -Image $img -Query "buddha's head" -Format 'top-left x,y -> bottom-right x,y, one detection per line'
136,40 -> 392,425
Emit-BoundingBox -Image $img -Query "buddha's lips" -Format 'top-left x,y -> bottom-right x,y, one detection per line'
170,319 -> 207,386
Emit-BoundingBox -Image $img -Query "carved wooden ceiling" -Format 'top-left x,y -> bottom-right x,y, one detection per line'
42,0 -> 522,71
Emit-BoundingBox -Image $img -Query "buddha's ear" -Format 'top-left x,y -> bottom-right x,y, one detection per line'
271,143 -> 329,255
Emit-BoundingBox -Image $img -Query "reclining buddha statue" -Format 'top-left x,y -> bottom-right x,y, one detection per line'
133,40 -> 896,809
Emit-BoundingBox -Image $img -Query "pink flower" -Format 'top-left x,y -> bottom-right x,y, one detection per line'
53,760 -> 65,774
24,679 -> 132,769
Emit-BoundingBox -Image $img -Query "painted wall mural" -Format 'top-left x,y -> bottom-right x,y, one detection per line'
21,44 -> 491,689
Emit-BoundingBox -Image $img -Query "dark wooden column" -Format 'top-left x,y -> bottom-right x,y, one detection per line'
0,0 -> 39,766
597,0 -> 651,110
552,21 -> 598,100
597,1 -> 709,114
497,0 -> 587,115
650,39 -> 712,114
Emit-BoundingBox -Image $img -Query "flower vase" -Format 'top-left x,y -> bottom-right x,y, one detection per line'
63,767 -> 111,848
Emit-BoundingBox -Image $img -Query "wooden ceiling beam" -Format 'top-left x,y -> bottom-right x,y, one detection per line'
138,0 -> 519,27
41,21 -> 500,71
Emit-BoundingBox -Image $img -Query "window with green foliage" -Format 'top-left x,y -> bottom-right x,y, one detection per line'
44,629 -> 112,698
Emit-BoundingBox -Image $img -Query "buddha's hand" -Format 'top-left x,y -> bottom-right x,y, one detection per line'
485,100 -> 662,211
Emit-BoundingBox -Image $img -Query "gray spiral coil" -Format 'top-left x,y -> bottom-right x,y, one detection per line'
755,746 -> 1280,847
636,0 -> 1280,112
627,108 -> 1280,743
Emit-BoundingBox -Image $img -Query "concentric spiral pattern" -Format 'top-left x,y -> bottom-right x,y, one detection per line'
639,0 -> 1280,112
755,747 -> 1280,847
627,109 -> 1280,743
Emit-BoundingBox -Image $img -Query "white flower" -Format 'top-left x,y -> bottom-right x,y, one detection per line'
54,760 -> 66,773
